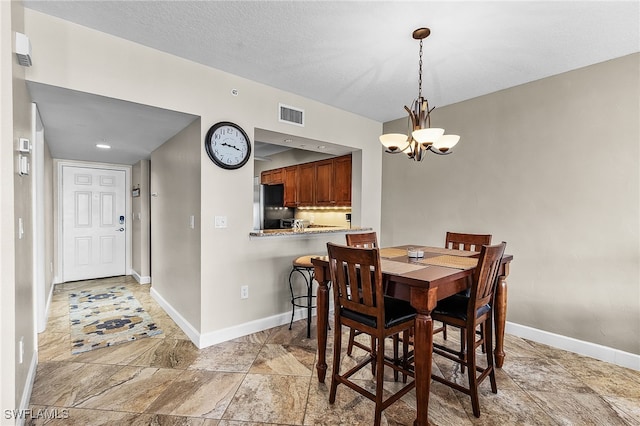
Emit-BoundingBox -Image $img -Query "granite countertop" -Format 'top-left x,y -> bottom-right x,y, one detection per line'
249,226 -> 372,237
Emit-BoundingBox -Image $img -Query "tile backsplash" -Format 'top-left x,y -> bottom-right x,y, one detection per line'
295,208 -> 351,227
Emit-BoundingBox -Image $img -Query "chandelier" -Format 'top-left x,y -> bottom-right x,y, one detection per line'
379,28 -> 460,161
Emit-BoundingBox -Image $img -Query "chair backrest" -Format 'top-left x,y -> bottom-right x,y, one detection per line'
469,242 -> 506,319
445,232 -> 492,252
327,242 -> 384,323
345,231 -> 378,248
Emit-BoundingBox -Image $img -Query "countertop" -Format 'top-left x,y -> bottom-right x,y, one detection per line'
249,226 -> 372,238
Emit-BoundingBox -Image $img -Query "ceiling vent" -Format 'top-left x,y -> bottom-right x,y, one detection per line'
279,103 -> 304,127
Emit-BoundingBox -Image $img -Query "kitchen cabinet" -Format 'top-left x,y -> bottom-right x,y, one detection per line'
283,166 -> 297,207
260,168 -> 283,185
261,154 -> 352,207
296,162 -> 315,206
333,155 -> 352,206
314,159 -> 334,206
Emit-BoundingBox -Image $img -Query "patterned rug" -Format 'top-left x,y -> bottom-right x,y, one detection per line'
69,285 -> 162,354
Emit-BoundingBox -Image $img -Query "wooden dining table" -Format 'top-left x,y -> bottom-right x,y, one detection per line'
311,244 -> 513,426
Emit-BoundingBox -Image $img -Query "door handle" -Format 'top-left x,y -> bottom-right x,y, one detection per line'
116,228 -> 124,232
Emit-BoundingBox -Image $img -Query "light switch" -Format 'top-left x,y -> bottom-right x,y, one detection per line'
189,215 -> 195,229
18,217 -> 24,239
214,216 -> 227,228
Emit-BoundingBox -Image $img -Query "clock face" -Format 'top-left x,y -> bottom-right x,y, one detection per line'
204,122 -> 251,169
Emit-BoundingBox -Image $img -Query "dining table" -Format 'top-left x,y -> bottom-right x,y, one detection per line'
311,244 -> 513,426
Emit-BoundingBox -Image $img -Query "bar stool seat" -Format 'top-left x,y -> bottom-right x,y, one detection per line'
289,255 -> 320,338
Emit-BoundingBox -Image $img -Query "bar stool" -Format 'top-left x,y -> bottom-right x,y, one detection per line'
289,255 -> 318,338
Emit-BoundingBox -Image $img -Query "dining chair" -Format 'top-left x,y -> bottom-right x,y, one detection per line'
344,232 -> 378,358
437,232 -> 493,340
327,242 -> 416,426
431,241 -> 506,418
445,231 -> 492,252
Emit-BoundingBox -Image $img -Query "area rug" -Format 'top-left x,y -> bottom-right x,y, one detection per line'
69,285 -> 162,354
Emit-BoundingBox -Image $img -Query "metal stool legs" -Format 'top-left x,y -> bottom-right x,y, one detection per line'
289,265 -> 315,338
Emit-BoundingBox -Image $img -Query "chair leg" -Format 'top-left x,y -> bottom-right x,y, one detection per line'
329,320 -> 342,404
374,334 -> 385,426
460,327 -> 466,374
466,324 -> 480,418
347,328 -> 356,355
370,335 -> 377,375
486,317 -> 497,394
288,268 -> 297,330
393,334 -> 399,382
442,322 -> 447,340
306,272 -> 313,339
402,329 -> 410,383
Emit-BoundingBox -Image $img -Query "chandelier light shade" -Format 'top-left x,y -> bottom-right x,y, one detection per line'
380,27 -> 460,161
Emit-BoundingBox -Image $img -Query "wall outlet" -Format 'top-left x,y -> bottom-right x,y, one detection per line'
240,285 -> 249,299
215,216 -> 227,228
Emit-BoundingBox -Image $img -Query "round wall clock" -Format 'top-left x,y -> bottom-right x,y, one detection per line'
204,121 -> 251,170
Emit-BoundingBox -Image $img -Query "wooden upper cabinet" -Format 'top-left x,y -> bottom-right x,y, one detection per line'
283,166 -> 298,207
261,168 -> 284,185
333,155 -> 352,206
261,153 -> 352,207
297,162 -> 315,206
314,159 -> 335,206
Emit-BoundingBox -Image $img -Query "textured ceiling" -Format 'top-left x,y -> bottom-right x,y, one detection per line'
22,1 -> 640,164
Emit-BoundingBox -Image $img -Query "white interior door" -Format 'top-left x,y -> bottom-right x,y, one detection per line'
62,165 -> 126,282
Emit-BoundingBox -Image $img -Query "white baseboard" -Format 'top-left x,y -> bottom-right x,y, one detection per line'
16,350 -> 38,426
506,322 -> 640,371
150,287 -> 328,349
150,287 -> 201,346
131,270 -> 151,284
200,309 -> 308,348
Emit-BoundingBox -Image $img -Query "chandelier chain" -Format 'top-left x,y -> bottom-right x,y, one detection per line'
418,38 -> 423,99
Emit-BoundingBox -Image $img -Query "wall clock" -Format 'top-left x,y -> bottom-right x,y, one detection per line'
204,121 -> 251,170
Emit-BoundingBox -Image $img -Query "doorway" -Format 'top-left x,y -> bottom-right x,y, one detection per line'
59,162 -> 131,282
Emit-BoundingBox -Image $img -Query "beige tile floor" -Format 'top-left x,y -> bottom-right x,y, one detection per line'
29,275 -> 640,425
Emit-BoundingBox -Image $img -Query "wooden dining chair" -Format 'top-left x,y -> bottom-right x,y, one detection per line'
327,242 -> 416,426
345,232 -> 378,357
445,231 -> 492,252
431,241 -> 506,418
437,232 -> 493,340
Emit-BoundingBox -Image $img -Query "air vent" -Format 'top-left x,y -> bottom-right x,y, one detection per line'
279,103 -> 304,127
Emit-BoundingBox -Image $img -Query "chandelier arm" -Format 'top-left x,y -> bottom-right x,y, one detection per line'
426,145 -> 453,155
404,105 -> 417,130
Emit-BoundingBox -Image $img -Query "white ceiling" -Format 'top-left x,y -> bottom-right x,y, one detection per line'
22,1 -> 640,164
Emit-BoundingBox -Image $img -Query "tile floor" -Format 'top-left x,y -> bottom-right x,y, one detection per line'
29,275 -> 640,425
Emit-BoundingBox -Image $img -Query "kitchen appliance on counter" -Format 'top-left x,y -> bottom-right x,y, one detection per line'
253,178 -> 294,230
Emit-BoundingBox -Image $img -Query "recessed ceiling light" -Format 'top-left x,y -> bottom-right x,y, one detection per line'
284,139 -> 293,143
96,143 -> 111,149
317,145 -> 326,149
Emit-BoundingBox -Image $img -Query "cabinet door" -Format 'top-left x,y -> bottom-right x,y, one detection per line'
334,155 -> 352,206
297,163 -> 315,206
283,166 -> 298,207
270,168 -> 284,184
260,170 -> 272,185
315,159 -> 334,206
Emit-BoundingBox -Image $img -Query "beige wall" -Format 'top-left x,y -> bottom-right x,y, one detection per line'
1,0 -> 37,412
151,120 -> 201,328
132,159 -> 151,279
43,139 -> 54,310
0,0 -> 17,414
23,9 -> 382,339
382,54 -> 640,355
